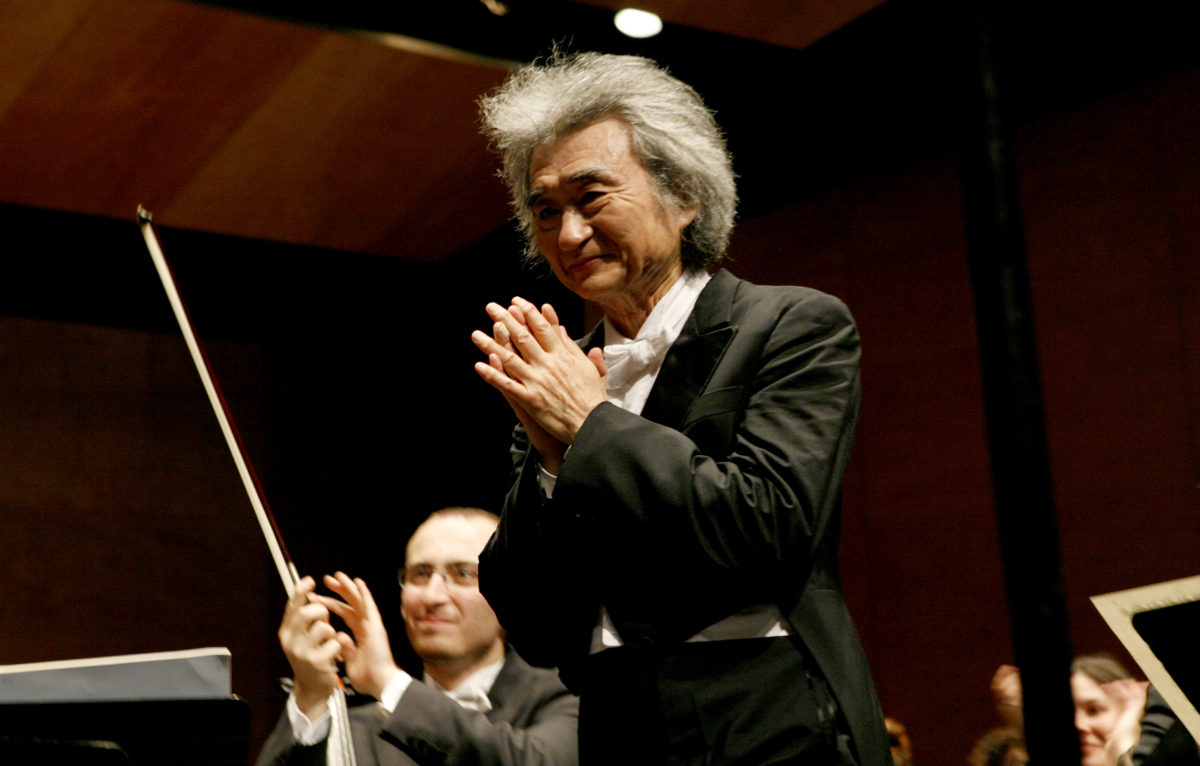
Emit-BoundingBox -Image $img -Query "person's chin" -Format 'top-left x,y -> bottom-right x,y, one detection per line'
572,266 -> 625,302
1080,744 -> 1109,766
412,636 -> 461,657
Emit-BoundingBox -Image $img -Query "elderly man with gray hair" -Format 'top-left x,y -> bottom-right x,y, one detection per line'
471,52 -> 889,766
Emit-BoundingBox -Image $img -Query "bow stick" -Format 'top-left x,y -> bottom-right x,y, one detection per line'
138,206 -> 298,593
138,206 -> 356,766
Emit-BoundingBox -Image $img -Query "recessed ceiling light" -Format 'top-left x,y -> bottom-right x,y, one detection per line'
614,8 -> 663,39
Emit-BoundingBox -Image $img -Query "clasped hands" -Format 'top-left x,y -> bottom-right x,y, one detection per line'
472,296 -> 607,474
278,573 -> 400,721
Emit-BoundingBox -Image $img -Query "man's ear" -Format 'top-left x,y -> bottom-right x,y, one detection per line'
677,205 -> 698,231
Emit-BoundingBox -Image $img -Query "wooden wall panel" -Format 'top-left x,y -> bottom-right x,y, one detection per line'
0,316 -> 283,750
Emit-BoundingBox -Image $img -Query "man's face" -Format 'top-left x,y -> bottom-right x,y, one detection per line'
1071,672 -> 1118,766
400,515 -> 504,669
527,117 -> 696,315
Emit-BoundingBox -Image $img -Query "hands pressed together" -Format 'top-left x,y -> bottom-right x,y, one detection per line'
278,574 -> 401,720
472,296 -> 607,475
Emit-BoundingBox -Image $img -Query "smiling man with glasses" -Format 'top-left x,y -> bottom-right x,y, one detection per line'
256,507 -> 579,766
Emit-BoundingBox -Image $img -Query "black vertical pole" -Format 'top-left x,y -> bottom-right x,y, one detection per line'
958,1 -> 1078,762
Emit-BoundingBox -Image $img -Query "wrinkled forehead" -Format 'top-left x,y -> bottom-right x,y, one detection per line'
405,515 -> 497,565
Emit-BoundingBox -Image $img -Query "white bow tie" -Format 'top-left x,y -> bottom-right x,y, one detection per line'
604,332 -> 672,394
446,686 -> 493,713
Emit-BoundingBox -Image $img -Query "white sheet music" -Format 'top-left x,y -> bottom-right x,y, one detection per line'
0,647 -> 231,702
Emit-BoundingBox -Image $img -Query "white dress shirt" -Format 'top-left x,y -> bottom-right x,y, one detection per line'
288,658 -> 505,745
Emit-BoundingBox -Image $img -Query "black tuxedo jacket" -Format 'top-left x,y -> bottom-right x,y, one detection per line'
481,269 -> 888,766
254,651 -> 578,766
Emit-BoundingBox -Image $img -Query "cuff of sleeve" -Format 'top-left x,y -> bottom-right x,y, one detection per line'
536,461 -> 558,499
286,693 -> 332,746
378,670 -> 414,713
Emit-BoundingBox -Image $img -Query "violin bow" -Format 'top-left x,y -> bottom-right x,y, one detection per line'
138,206 -> 356,766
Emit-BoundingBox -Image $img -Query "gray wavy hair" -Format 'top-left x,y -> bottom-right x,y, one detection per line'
478,51 -> 737,270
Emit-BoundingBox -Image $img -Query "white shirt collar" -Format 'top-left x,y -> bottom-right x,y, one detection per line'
424,656 -> 505,713
602,269 -> 711,414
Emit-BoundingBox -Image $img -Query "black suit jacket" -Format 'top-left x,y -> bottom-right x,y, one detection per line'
1134,686 -> 1200,766
255,652 -> 579,766
481,269 -> 889,766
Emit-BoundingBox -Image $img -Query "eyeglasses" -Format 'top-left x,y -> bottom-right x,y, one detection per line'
398,562 -> 480,589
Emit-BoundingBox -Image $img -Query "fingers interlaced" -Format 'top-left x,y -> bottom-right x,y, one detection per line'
484,298 -> 563,359
494,321 -> 510,346
480,304 -> 540,369
511,297 -> 562,350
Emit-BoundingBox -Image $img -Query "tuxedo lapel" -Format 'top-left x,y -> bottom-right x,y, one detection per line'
641,270 -> 739,430
484,653 -> 519,721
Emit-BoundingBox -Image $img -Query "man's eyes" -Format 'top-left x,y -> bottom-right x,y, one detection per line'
401,563 -> 479,587
533,191 -> 605,222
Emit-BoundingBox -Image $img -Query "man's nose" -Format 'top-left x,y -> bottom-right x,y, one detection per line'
558,208 -> 592,250
422,572 -> 453,599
